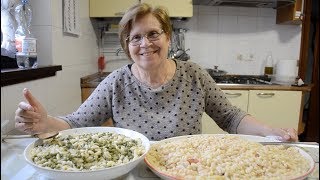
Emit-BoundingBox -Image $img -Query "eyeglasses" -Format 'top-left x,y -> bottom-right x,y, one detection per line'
126,30 -> 164,46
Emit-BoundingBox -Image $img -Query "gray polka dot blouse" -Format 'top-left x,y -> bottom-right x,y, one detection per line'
60,60 -> 247,140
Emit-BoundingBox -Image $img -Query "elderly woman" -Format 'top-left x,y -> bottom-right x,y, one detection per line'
15,3 -> 298,141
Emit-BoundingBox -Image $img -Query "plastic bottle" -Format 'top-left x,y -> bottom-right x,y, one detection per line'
264,52 -> 274,75
14,0 -> 37,68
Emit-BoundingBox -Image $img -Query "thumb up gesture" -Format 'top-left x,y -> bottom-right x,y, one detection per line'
15,88 -> 48,134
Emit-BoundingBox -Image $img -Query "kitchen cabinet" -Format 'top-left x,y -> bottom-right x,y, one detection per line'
202,90 -> 302,134
80,72 -> 111,102
248,90 -> 302,130
223,90 -> 249,111
81,88 -> 95,102
89,0 -> 139,17
202,90 -> 248,134
276,0 -> 303,25
89,0 -> 193,18
141,0 -> 193,17
82,87 -> 114,126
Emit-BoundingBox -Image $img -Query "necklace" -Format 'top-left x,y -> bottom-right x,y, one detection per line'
134,61 -> 171,88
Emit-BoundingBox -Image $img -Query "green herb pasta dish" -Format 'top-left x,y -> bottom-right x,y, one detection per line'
24,127 -> 150,180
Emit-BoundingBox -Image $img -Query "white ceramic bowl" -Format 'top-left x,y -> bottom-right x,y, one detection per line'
24,127 -> 150,180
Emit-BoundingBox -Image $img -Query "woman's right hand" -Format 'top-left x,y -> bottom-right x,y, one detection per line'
15,88 -> 49,134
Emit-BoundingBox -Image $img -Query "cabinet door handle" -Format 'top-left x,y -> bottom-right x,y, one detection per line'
256,92 -> 275,96
225,92 -> 242,96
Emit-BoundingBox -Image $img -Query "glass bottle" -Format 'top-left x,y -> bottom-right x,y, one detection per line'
15,0 -> 37,68
264,52 -> 274,75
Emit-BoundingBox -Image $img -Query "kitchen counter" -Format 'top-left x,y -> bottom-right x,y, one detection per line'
81,72 -> 111,88
1,138 -> 319,179
80,72 -> 313,91
218,84 -> 313,91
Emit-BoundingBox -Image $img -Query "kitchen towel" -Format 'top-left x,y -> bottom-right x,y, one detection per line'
63,0 -> 81,36
276,60 -> 298,76
275,60 -> 298,84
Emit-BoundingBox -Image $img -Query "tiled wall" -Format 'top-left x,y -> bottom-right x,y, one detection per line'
101,6 -> 301,75
1,0 -> 98,134
174,6 -> 301,75
98,5 -> 300,75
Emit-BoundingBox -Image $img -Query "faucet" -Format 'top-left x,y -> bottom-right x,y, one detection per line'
115,48 -> 123,56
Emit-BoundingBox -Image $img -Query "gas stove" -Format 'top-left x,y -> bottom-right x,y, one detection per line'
212,75 -> 274,85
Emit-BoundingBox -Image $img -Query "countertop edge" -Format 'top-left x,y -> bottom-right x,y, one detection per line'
218,84 -> 313,91
1,65 -> 62,87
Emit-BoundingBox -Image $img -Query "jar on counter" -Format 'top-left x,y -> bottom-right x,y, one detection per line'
264,52 -> 274,75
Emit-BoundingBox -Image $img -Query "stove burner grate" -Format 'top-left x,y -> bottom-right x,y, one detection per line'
212,75 -> 273,85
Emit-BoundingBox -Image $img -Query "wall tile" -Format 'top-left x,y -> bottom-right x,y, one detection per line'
258,8 -> 276,17
193,4 -> 199,16
32,26 -> 53,66
216,33 -> 238,68
218,15 -> 238,34
51,0 -> 63,28
188,35 -> 218,68
237,7 -> 258,17
238,16 -> 257,33
198,5 -> 218,15
257,17 -> 276,30
180,5 -> 301,75
198,15 -> 218,33
218,6 -> 239,16
173,16 -> 198,32
30,0 -> 52,26
51,27 -> 98,66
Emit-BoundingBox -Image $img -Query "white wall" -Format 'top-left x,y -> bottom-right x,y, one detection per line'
1,0 -> 98,134
174,5 -> 301,75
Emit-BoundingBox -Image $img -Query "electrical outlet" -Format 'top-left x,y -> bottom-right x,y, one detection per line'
237,53 -> 254,61
237,54 -> 243,61
249,53 -> 254,61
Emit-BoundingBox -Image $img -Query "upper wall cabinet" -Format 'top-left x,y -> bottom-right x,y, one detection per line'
90,0 -> 193,18
89,0 -> 139,17
141,0 -> 193,17
276,0 -> 303,25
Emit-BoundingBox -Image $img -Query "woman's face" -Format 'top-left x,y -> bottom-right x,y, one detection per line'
128,14 -> 170,70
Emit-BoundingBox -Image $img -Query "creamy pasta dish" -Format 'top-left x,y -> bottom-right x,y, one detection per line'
146,135 -> 311,179
30,132 -> 145,171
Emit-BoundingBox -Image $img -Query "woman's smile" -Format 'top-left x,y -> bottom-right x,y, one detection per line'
139,49 -> 159,56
